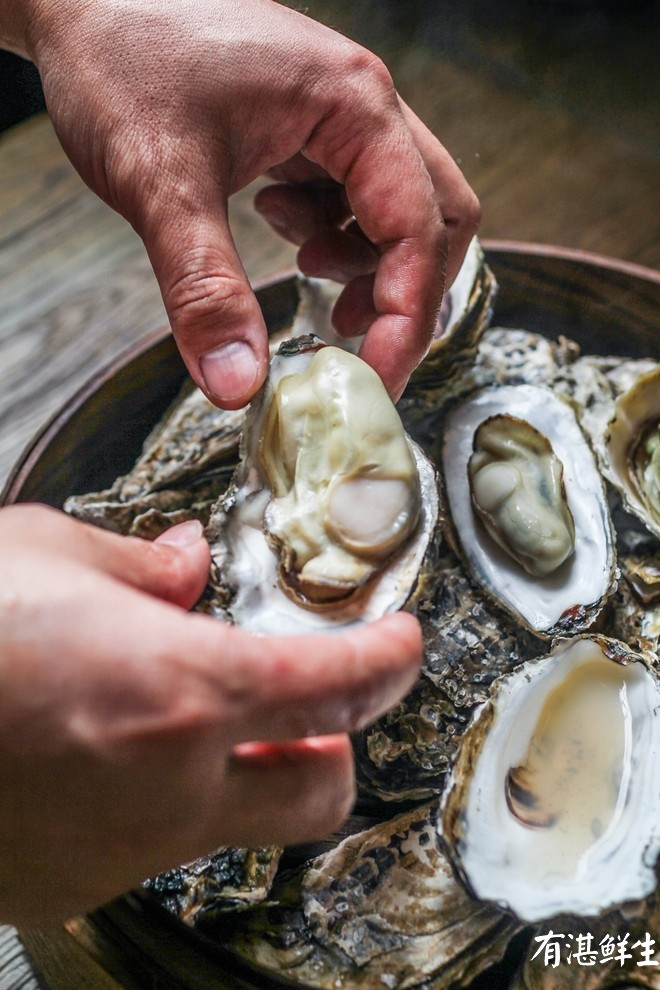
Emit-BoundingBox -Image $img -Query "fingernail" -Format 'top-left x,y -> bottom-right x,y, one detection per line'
155,519 -> 204,548
200,340 -> 259,404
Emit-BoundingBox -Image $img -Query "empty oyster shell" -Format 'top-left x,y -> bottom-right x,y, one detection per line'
205,336 -> 439,633
441,635 -> 660,923
441,384 -> 617,637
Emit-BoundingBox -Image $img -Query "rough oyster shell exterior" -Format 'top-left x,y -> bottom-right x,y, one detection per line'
220,802 -> 519,990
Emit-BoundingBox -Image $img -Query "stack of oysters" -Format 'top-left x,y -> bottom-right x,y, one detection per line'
66,239 -> 659,989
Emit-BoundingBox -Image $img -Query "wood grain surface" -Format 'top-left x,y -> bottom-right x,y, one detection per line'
0,1 -> 657,986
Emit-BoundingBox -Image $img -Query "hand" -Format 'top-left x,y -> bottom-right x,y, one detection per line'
0,505 -> 421,927
12,0 -> 478,404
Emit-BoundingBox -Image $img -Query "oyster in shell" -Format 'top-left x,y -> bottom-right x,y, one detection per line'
221,802 -> 519,990
441,635 -> 660,923
441,384 -> 617,637
467,414 -> 576,579
603,365 -> 660,538
204,336 -> 440,633
551,357 -> 660,535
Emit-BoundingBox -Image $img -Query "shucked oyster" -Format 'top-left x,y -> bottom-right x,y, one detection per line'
441,635 -> 660,923
441,384 -> 617,637
204,336 -> 439,633
467,414 -> 576,579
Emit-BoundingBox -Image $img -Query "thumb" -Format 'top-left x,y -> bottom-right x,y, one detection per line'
142,206 -> 271,410
76,516 -> 211,610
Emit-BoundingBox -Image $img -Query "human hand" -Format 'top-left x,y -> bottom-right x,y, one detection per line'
0,505 -> 421,927
10,0 -> 478,404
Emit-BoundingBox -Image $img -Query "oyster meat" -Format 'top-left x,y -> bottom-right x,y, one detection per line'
205,336 -> 439,633
441,635 -> 660,923
441,384 -> 617,637
467,413 -> 576,579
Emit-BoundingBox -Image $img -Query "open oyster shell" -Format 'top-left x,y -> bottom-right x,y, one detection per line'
204,336 -> 440,634
441,384 -> 617,637
441,635 -> 660,924
603,365 -> 660,538
552,357 -> 660,537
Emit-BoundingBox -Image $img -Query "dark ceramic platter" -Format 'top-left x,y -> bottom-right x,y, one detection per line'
4,244 -> 659,990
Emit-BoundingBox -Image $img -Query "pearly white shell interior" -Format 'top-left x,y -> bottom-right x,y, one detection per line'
450,637 -> 660,921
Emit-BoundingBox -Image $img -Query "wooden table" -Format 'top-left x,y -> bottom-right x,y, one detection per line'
0,1 -> 657,985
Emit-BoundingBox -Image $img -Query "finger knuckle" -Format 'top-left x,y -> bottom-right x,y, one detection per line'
341,51 -> 395,113
167,261 -> 251,334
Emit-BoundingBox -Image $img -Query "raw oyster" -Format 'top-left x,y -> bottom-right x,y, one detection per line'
441,384 -> 617,637
220,802 -> 519,990
441,635 -> 660,923
467,414 -> 576,578
204,336 -> 440,633
603,365 -> 660,538
551,357 -> 660,535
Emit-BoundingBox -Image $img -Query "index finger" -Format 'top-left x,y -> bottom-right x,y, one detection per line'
188,610 -> 423,746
